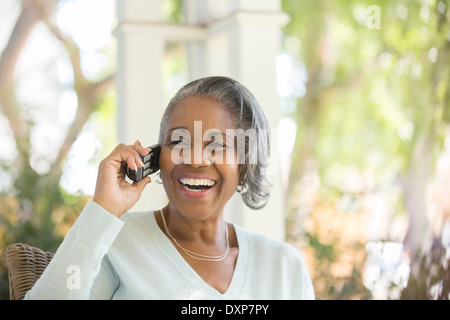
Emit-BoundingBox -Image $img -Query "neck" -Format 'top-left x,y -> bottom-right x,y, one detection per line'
162,203 -> 227,247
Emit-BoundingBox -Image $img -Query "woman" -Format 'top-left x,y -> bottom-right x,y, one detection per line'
25,76 -> 314,299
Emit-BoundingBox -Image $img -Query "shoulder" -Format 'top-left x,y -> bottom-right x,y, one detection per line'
105,210 -> 164,256
235,225 -> 306,266
120,210 -> 153,224
235,225 -> 315,299
118,210 -> 158,233
109,210 -> 159,244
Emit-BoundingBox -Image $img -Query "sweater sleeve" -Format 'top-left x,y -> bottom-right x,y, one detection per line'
24,200 -> 124,300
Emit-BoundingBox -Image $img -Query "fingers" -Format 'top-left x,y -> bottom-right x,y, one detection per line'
112,141 -> 151,171
133,140 -> 151,157
94,141 -> 154,218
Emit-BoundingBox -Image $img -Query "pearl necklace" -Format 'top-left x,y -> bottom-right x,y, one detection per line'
160,210 -> 230,262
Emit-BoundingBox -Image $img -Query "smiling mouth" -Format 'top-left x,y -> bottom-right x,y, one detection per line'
178,178 -> 217,192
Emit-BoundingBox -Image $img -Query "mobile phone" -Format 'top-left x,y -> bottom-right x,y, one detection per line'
126,144 -> 161,182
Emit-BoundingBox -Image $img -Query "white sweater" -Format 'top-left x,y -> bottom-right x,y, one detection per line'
25,201 -> 314,300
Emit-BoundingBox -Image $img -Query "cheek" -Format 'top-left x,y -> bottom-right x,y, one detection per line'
218,163 -> 240,187
158,150 -> 177,197
159,148 -> 174,170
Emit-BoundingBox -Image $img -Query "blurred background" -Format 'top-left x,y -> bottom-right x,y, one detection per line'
0,0 -> 449,300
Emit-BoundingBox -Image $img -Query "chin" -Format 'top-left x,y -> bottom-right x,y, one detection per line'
168,199 -> 224,221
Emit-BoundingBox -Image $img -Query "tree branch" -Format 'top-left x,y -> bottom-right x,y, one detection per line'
43,18 -> 88,92
0,0 -> 52,161
47,73 -> 115,184
43,19 -> 116,184
0,0 -> 115,187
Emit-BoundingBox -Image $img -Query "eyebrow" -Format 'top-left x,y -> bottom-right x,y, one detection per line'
203,131 -> 233,141
167,127 -> 232,137
167,127 -> 188,133
166,127 -> 189,138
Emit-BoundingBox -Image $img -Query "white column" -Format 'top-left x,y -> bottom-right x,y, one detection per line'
184,0 -> 289,240
115,0 -> 167,211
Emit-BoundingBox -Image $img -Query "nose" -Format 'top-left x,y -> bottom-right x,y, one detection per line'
187,143 -> 212,168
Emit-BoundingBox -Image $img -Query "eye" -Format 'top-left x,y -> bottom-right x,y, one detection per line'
169,140 -> 182,146
168,137 -> 189,146
208,142 -> 226,148
206,142 -> 234,153
206,134 -> 233,150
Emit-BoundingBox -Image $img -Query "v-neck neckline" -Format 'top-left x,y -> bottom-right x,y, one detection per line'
149,210 -> 249,298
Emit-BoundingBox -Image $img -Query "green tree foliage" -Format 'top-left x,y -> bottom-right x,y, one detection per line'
282,0 -> 450,299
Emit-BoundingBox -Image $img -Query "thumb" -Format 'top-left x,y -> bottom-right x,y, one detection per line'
132,176 -> 152,193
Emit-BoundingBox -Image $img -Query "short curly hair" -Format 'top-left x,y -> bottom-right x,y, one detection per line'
158,76 -> 272,210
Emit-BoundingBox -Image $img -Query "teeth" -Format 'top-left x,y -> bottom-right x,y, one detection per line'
179,178 -> 216,186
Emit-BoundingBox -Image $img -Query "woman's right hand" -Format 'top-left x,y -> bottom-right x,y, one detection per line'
93,140 -> 152,218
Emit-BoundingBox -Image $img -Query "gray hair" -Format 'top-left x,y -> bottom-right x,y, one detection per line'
158,76 -> 271,210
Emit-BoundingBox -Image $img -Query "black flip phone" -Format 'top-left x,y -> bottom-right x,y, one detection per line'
126,144 -> 161,182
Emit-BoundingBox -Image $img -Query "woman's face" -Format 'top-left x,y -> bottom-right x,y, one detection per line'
159,96 -> 240,220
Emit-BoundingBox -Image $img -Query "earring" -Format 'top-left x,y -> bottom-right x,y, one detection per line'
236,183 -> 247,193
155,172 -> 163,184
